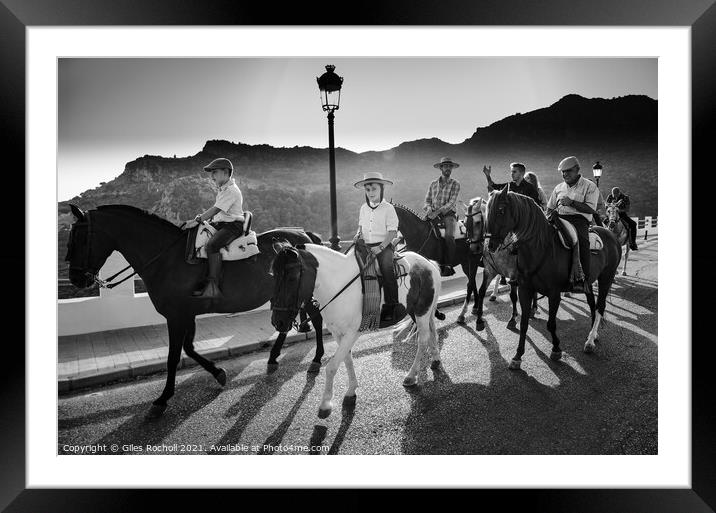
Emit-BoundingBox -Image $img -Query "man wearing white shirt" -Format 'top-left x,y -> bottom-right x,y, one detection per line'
546,156 -> 600,293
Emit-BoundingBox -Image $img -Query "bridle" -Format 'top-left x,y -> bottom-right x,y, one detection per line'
270,246 -> 307,325
66,210 -> 186,289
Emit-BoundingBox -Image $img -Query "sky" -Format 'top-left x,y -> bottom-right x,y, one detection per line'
58,57 -> 657,200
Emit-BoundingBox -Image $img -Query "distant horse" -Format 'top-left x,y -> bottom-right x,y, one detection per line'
270,243 -> 441,419
65,204 -> 323,418
485,188 -> 621,368
392,202 -> 480,321
605,203 -> 631,276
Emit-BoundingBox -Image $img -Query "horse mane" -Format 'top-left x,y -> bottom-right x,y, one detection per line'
95,204 -> 182,233
391,202 -> 427,222
506,192 -> 554,249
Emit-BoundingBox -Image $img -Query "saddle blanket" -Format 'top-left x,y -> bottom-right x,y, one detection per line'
354,248 -> 408,332
557,220 -> 603,252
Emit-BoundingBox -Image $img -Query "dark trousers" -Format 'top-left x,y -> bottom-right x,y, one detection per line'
559,214 -> 590,280
619,212 -> 637,244
441,213 -> 456,265
368,242 -> 399,306
205,221 -> 243,254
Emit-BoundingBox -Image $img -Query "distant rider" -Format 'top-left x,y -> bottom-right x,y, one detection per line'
606,187 -> 638,250
424,157 -> 461,276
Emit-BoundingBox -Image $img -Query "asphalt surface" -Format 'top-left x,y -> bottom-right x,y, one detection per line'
58,238 -> 657,455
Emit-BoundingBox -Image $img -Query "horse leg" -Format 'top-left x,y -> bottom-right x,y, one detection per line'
428,316 -> 441,370
306,301 -> 324,374
404,315 -> 431,387
318,332 -> 358,419
343,350 -> 358,406
531,292 -> 538,318
457,273 -> 473,325
490,274 -> 500,301
622,243 -> 629,276
475,267 -> 490,331
584,286 -> 600,353
181,318 -> 226,385
147,319 -> 185,418
547,293 -> 563,361
586,273 -> 611,353
506,284 -> 519,330
267,332 -> 286,372
509,286 -> 534,370
470,262 -> 480,315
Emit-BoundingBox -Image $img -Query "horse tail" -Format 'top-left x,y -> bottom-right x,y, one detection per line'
406,262 -> 436,319
305,231 -> 323,244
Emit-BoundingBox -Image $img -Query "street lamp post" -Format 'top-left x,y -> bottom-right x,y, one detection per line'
592,161 -> 603,188
317,64 -> 344,251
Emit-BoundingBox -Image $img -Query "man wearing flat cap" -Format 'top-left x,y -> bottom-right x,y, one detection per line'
424,157 -> 461,276
546,156 -> 600,293
183,157 -> 244,298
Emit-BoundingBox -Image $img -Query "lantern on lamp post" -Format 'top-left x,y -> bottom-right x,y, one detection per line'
316,64 -> 344,250
592,161 -> 603,188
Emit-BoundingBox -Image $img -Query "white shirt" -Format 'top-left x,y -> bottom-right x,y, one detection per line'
358,200 -> 399,244
546,175 -> 599,221
212,178 -> 244,223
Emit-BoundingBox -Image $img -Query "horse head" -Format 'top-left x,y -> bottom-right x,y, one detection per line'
270,245 -> 318,333
485,187 -> 515,252
605,203 -> 621,225
464,196 -> 486,253
65,204 -> 116,289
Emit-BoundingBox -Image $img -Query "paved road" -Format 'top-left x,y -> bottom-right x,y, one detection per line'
58,238 -> 657,455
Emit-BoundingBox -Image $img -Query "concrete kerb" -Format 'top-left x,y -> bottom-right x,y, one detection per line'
58,287 -> 482,394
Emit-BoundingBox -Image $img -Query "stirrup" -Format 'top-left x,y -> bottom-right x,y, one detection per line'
193,278 -> 223,299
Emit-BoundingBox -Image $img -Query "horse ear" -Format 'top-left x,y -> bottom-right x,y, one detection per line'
69,204 -> 85,221
272,241 -> 283,254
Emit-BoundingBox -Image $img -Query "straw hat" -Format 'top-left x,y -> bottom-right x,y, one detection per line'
354,171 -> 394,188
433,156 -> 460,169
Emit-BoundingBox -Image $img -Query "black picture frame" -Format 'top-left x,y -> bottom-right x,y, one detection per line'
5,1 -> 712,511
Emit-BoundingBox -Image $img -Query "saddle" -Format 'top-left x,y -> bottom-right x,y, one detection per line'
431,217 -> 467,240
354,244 -> 408,332
186,211 -> 260,264
555,218 -> 604,253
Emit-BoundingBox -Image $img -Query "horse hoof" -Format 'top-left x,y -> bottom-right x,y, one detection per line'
530,309 -> 538,319
583,343 -> 595,354
430,360 -> 441,370
550,350 -> 563,361
215,368 -> 227,386
307,361 -> 321,374
621,271 -> 627,276
296,325 -> 311,333
343,394 -> 357,407
507,319 -> 517,330
564,292 -> 571,298
403,375 -> 418,387
146,403 -> 167,419
456,314 -> 466,325
266,362 -> 279,374
508,359 -> 521,370
435,310 -> 446,321
489,296 -> 497,302
318,407 -> 332,419
475,320 -> 485,331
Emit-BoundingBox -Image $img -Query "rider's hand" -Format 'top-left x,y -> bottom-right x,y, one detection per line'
559,197 -> 574,207
370,245 -> 383,255
182,220 -> 198,230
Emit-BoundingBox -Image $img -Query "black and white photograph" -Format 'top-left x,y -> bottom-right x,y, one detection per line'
57,55 -> 659,456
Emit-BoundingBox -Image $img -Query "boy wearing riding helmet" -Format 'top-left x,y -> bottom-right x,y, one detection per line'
353,171 -> 407,328
182,157 -> 244,298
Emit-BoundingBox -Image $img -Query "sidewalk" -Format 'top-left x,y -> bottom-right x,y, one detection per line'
58,273 -> 481,393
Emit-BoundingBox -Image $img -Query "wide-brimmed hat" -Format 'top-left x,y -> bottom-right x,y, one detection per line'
354,171 -> 394,188
434,156 -> 460,169
203,157 -> 234,174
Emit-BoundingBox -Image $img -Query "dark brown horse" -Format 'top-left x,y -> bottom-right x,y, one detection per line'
485,188 -> 622,368
65,204 -> 323,418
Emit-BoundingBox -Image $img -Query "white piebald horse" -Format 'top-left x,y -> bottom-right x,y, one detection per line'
605,203 -> 631,276
270,243 -> 441,419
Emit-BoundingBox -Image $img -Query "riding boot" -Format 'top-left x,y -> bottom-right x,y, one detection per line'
379,303 -> 408,328
193,253 -> 224,298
